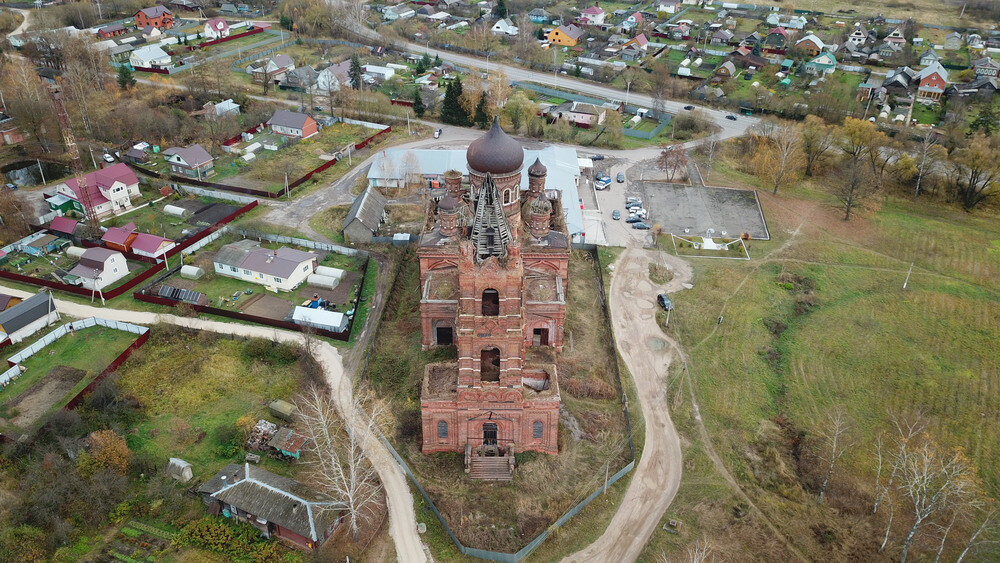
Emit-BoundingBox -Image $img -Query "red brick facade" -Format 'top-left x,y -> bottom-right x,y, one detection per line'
417,123 -> 568,457
135,6 -> 174,29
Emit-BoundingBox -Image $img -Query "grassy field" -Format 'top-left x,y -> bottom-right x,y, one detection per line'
368,250 -> 633,554
118,327 -> 314,480
642,172 -> 1000,560
0,326 -> 138,432
748,0 -> 991,28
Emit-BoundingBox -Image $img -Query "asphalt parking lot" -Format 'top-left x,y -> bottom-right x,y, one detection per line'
639,182 -> 770,240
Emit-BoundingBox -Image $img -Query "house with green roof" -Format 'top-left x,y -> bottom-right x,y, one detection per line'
804,52 -> 837,76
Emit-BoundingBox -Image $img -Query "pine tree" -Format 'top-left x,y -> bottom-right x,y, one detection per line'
474,92 -> 489,128
574,64 -> 582,77
440,79 -> 470,125
969,104 -> 997,136
434,54 -> 442,66
492,0 -> 508,19
412,88 -> 426,117
117,65 -> 135,90
415,59 -> 426,74
422,52 -> 432,69
349,55 -> 363,90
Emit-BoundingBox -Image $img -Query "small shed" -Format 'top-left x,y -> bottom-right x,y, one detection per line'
163,204 -> 191,217
292,306 -> 349,333
180,265 -> 205,279
343,187 -> 388,243
267,427 -> 308,459
66,246 -> 87,258
314,265 -> 345,280
269,399 -> 297,422
167,458 -> 193,482
307,273 -> 340,289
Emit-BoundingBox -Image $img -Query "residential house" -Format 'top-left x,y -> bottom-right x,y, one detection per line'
546,101 -> 606,128
219,2 -> 237,14
878,41 -> 902,59
528,8 -> 550,23
213,239 -> 317,292
548,25 -> 585,47
383,3 -> 415,21
657,0 -> 681,14
919,48 -> 941,67
362,64 -> 394,82
101,222 -> 138,252
620,46 -> 644,61
0,292 -> 58,344
668,23 -> 690,40
620,12 -> 643,33
129,45 -> 171,68
944,32 -> 963,50
857,75 -> 885,101
124,147 -> 150,164
316,61 -> 349,93
968,33 -> 985,53
765,12 -> 780,26
972,57 -> 1000,78
804,52 -> 837,76
68,248 -> 129,290
764,27 -> 788,49
22,234 -> 69,257
135,5 -> 173,29
416,5 -> 434,16
711,29 -> 734,46
716,60 -> 736,77
784,15 -> 807,30
97,23 -> 127,38
51,163 -> 141,218
248,54 -> 295,84
281,66 -> 319,92
141,25 -> 162,40
916,61 -> 948,100
491,18 -> 518,36
343,187 -> 388,243
0,294 -> 21,312
197,463 -> 345,550
131,233 -> 176,258
847,23 -> 869,46
623,33 -> 648,51
164,144 -> 215,178
579,6 -> 606,25
795,34 -> 825,57
170,0 -> 200,11
883,66 -> 916,95
732,51 -> 768,69
269,110 -> 318,139
945,77 -> 998,99
885,27 -> 906,44
204,18 -> 230,40
204,98 -> 240,119
0,113 -> 23,146
742,31 -> 763,48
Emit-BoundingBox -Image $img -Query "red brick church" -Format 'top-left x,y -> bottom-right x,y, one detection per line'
417,118 -> 569,476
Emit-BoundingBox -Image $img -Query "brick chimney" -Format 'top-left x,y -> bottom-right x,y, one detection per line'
529,197 -> 552,239
444,169 -> 464,202
438,195 -> 460,237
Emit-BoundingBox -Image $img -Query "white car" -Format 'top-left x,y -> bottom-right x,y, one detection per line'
102,153 -> 115,163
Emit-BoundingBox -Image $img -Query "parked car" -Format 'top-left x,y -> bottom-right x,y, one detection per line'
3,183 -> 16,190
590,154 -> 605,160
657,293 -> 673,310
626,215 -> 642,223
726,114 -> 738,121
625,196 -> 642,205
102,153 -> 115,163
683,105 -> 694,110
612,209 -> 620,220
632,222 -> 651,229
313,106 -> 324,112
616,172 -> 625,183
434,128 -> 442,138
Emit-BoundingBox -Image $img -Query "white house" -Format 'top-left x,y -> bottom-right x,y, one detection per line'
204,18 -> 230,40
129,44 -> 170,68
131,233 -> 176,258
213,240 -> 318,292
68,247 -> 129,290
579,6 -> 606,25
491,18 -> 519,36
362,64 -> 395,81
52,163 -> 141,218
0,292 -> 59,345
383,3 -> 415,20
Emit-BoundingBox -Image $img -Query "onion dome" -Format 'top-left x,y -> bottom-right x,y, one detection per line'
527,157 -> 547,177
466,116 -> 524,175
438,194 -> 459,211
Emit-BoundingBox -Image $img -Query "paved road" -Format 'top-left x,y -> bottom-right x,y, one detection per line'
563,246 -> 688,562
401,41 -> 758,140
0,283 -> 429,563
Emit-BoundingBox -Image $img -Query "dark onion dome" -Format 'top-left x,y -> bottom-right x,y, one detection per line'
466,116 -> 524,175
527,156 -> 547,177
438,194 -> 459,211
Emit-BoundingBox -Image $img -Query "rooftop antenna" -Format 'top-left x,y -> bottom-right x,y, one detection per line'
47,84 -> 100,233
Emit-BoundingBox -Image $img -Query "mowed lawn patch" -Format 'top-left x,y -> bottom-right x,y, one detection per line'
118,327 -> 315,480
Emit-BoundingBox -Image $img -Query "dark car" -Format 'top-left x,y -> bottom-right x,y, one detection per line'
313,106 -> 324,112
657,293 -> 672,311
590,154 -> 605,160
616,172 -> 625,183
726,114 -> 738,121
612,209 -> 621,220
625,215 -> 642,223
632,222 -> 651,230
683,105 -> 694,110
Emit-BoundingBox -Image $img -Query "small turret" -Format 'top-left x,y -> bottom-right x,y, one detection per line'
527,157 -> 546,201
528,197 -> 552,239
444,169 -> 465,202
438,195 -> 461,238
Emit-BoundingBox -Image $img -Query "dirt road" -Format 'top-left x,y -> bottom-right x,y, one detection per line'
0,285 -> 428,563
563,246 -> 689,562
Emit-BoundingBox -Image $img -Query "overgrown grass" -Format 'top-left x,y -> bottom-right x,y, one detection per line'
309,205 -> 350,244
349,258 -> 378,343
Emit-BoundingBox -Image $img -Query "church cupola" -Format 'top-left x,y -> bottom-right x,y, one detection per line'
527,157 -> 547,201
438,195 -> 461,238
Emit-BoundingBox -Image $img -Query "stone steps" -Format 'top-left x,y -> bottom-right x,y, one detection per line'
469,456 -> 515,481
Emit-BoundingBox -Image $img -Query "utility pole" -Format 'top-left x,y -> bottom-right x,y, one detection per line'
903,262 -> 914,289
36,159 -> 46,185
284,172 -> 289,198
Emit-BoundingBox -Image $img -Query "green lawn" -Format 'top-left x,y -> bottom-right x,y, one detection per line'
911,102 -> 941,125
348,258 -> 377,342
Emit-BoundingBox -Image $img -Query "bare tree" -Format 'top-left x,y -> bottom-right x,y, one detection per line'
800,115 -> 835,177
296,384 -> 385,542
702,136 -> 719,183
957,509 -> 1000,562
814,407 -> 854,504
912,128 -> 944,201
687,539 -> 714,562
657,144 -> 688,182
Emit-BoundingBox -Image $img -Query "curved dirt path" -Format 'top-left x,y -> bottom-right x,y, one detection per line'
0,285 -> 428,563
563,246 -> 689,562
7,7 -> 29,37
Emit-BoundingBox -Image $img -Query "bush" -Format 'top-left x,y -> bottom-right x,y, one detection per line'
240,338 -> 301,365
174,516 -> 281,561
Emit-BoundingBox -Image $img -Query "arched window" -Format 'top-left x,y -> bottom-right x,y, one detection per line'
503,189 -> 512,204
533,421 -> 543,439
480,347 -> 501,382
482,289 -> 499,316
438,420 -> 448,438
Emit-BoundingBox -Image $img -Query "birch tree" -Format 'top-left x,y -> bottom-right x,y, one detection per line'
912,128 -> 945,201
814,407 -> 854,504
957,509 -> 1000,562
296,385 -> 385,542
800,115 -> 834,177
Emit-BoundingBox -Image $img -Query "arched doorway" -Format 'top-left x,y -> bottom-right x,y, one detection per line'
480,347 -> 500,382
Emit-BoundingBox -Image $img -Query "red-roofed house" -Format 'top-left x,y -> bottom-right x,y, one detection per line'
623,33 -> 649,51
621,11 -> 643,32
131,233 -> 176,258
764,26 -> 789,48
49,217 -> 79,238
50,163 -> 141,219
204,18 -> 230,40
579,6 -> 606,25
102,222 -> 138,252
